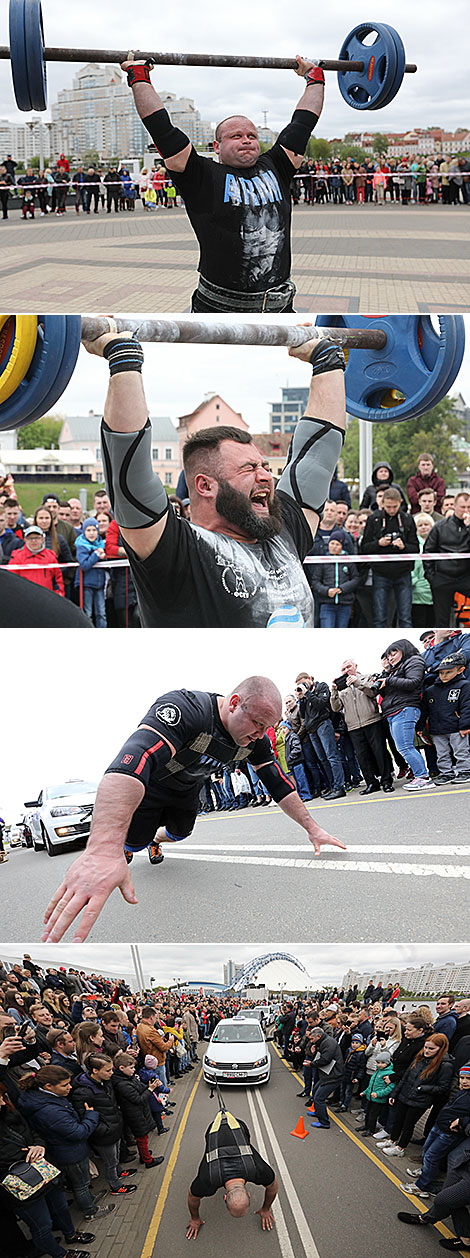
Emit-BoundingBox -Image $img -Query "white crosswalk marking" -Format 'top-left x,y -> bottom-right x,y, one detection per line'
163,846 -> 470,880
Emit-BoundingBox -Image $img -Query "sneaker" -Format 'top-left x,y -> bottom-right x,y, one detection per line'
406,1168 -> 420,1177
84,1206 -> 116,1220
124,850 -> 134,864
376,1139 -> 395,1147
65,1235 -> 95,1245
401,1184 -> 430,1198
434,774 -> 455,784
118,1169 -> 137,1178
384,1145 -> 405,1157
110,1184 -> 137,1195
148,843 -> 164,864
373,1129 -> 388,1139
64,1252 -> 91,1258
402,777 -> 435,791
455,774 -> 470,783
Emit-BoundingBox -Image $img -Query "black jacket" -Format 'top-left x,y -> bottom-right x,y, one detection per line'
71,1071 -> 123,1146
312,1032 -> 344,1083
361,508 -> 419,579
0,1109 -> 41,1177
379,651 -> 426,718
389,1032 -> 429,1080
112,1071 -> 156,1137
392,1054 -> 453,1106
423,515 -> 470,587
420,675 -> 470,736
309,557 -> 360,605
298,682 -> 332,733
359,462 -> 407,511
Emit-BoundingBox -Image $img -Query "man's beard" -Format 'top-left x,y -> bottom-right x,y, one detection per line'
215,479 -> 283,541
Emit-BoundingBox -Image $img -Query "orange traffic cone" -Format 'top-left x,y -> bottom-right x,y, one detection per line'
305,1103 -> 315,1114
291,1115 -> 309,1139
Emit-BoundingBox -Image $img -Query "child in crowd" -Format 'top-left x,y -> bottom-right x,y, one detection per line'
75,517 -> 107,626
420,650 -> 470,783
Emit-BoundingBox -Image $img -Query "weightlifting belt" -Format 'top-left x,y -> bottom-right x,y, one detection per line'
196,275 -> 296,312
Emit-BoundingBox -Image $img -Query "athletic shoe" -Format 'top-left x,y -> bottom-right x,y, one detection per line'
148,843 -> 164,864
406,1168 -> 420,1177
384,1145 -> 404,1157
84,1206 -> 116,1220
455,774 -> 470,783
433,774 -> 455,785
311,1121 -> 330,1128
118,1169 -> 137,1178
65,1234 -> 95,1245
439,1240 -> 470,1250
124,850 -> 133,864
402,777 -> 435,791
64,1252 -> 91,1258
401,1184 -> 430,1198
376,1139 -> 395,1148
110,1185 -> 137,1196
373,1129 -> 388,1139
354,1112 -> 365,1122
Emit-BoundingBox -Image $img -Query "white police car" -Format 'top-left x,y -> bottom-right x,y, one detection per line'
203,1017 -> 271,1086
25,780 -> 97,856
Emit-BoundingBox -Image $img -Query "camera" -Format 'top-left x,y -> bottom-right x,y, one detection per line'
369,671 -> 388,696
333,673 -> 348,692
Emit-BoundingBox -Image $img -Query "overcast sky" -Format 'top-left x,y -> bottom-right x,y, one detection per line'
1,627 -> 426,821
0,942 -> 468,988
45,315 -> 470,434
1,0 -> 468,133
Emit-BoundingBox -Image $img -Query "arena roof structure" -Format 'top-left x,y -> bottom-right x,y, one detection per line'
227,952 -> 312,993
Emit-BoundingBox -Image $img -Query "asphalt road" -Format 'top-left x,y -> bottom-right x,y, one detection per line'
3,782 -> 469,941
104,1042 -> 462,1258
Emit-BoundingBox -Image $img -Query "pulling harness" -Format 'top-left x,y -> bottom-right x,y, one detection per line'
206,1083 -> 257,1190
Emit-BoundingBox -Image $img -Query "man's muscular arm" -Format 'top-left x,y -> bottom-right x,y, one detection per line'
82,331 -> 170,560
187,1190 -> 205,1239
42,773 -> 144,943
121,54 -> 192,172
278,56 -> 324,169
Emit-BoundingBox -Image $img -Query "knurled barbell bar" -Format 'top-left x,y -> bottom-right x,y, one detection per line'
0,316 -> 464,435
4,0 -> 417,113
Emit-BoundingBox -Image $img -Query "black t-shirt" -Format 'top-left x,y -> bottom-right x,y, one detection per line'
123,491 -> 314,628
143,118 -> 295,291
190,1118 -> 275,1198
106,689 -> 275,800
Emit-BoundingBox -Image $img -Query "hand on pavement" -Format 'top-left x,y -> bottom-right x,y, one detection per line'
308,827 -> 347,855
186,1218 -> 205,1240
42,847 -> 138,942
255,1207 -> 275,1231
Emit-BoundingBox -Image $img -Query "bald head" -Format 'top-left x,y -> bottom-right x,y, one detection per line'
225,1183 -> 250,1217
236,675 -> 282,716
221,676 -> 282,745
213,116 -> 261,167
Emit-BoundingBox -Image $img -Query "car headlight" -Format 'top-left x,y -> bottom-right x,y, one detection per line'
204,1057 -> 218,1068
253,1056 -> 269,1068
50,805 -> 88,817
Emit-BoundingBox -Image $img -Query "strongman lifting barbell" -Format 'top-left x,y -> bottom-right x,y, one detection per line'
3,0 -> 417,114
0,315 -> 464,433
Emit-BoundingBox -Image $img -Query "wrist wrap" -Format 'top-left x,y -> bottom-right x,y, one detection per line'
309,341 -> 346,376
305,65 -> 325,86
103,337 -> 144,376
127,63 -> 152,87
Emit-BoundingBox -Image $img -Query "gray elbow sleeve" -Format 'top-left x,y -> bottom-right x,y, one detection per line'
276,418 -> 344,514
101,418 -> 169,529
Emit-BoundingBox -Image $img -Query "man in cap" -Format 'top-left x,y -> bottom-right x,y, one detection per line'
7,525 -> 65,596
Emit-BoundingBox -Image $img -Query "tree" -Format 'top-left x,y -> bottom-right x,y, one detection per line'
342,397 -> 468,490
305,137 -> 331,162
333,144 -> 371,164
372,133 -> 389,158
17,416 -> 63,449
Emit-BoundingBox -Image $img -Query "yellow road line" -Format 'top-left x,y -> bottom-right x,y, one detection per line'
200,786 -> 470,819
140,1068 -> 202,1258
273,1046 -> 461,1249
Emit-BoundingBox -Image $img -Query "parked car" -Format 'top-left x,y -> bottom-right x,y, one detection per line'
203,1017 -> 271,1086
24,780 -> 97,856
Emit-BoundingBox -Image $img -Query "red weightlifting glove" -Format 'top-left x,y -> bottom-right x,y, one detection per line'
126,61 -> 154,88
305,64 -> 325,86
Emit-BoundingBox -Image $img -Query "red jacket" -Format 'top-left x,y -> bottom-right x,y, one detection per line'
104,517 -> 122,558
8,545 -> 65,596
407,470 -> 446,513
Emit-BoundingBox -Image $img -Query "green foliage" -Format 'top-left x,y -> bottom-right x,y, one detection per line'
342,398 -> 468,491
30,155 -> 40,169
17,418 -> 63,450
305,137 -> 331,162
81,150 -> 100,168
372,133 -> 390,157
330,144 -> 372,164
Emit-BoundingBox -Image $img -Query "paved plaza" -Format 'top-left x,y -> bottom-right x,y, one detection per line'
2,201 -> 469,312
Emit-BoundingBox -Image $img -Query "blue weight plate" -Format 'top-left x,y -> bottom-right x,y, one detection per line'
22,315 -> 82,424
24,0 -> 47,111
337,22 -> 398,112
0,316 -> 67,431
314,315 -> 462,422
369,23 -> 406,110
9,0 -> 32,112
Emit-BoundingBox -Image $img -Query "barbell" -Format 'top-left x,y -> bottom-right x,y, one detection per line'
4,1 -> 417,114
0,315 -> 464,435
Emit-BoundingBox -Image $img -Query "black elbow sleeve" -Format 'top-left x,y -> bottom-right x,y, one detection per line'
277,109 -> 319,155
143,109 -> 190,158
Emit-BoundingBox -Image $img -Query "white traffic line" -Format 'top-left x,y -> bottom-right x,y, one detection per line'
163,851 -> 470,878
165,844 -> 470,856
252,1087 -> 321,1258
245,1089 -> 297,1258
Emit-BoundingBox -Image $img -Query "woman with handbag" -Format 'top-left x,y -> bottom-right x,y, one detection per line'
0,1083 -> 94,1258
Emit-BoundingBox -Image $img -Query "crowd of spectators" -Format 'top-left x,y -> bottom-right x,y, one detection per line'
277,985 -> 470,1248
305,454 -> 470,628
2,955 -> 470,1255
293,154 -> 470,206
0,156 -> 179,221
194,632 -> 470,805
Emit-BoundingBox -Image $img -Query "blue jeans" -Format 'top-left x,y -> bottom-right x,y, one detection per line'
309,720 -> 345,791
97,1139 -> 121,1189
292,762 -> 311,799
388,706 -> 428,778
320,603 -> 351,628
312,1078 -> 342,1126
246,762 -> 267,800
153,1061 -> 169,1087
83,585 -> 107,626
15,1183 -> 76,1258
373,572 -> 412,627
63,1155 -> 95,1213
223,769 -> 236,804
416,1127 -> 460,1190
